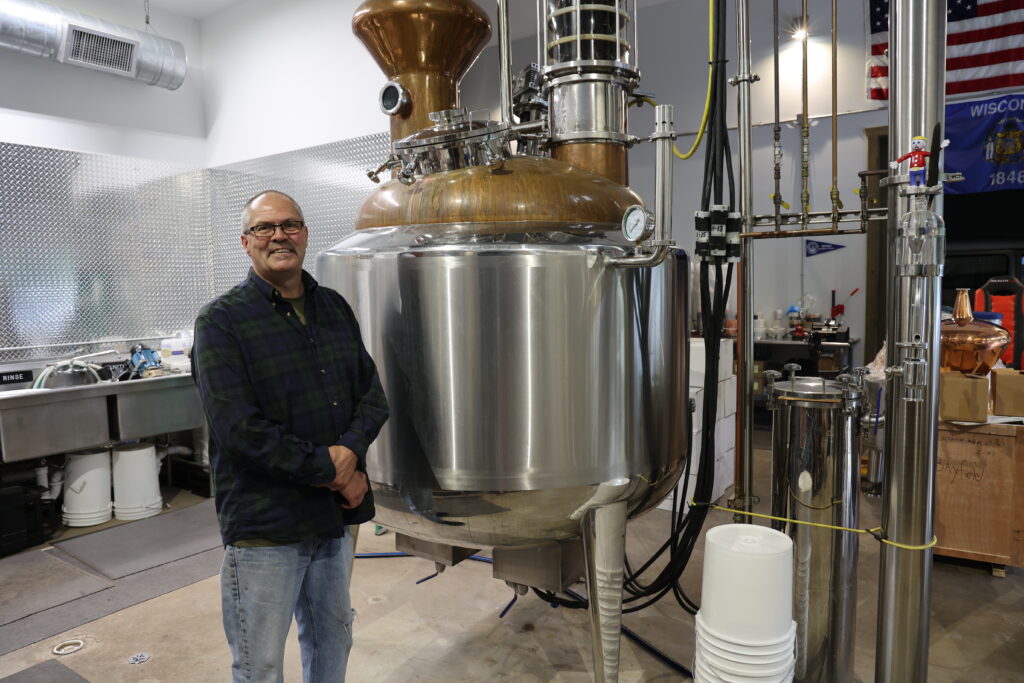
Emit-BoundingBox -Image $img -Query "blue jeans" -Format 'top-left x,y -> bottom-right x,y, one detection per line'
221,536 -> 355,683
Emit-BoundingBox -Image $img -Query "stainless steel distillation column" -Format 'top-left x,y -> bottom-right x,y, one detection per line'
876,1 -> 947,680
732,0 -> 757,521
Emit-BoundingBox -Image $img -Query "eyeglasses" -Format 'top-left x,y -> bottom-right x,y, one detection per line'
244,220 -> 306,239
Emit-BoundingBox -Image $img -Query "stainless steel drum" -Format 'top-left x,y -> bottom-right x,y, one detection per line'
318,224 -> 689,549
764,370 -> 862,683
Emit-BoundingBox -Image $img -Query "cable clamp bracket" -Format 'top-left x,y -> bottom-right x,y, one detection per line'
728,72 -> 760,86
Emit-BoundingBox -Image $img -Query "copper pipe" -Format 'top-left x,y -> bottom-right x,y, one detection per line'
800,0 -> 810,226
553,143 -> 629,185
742,226 -> 866,239
830,0 -> 840,230
772,0 -> 783,231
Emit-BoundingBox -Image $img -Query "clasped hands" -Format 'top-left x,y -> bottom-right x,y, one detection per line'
314,444 -> 367,509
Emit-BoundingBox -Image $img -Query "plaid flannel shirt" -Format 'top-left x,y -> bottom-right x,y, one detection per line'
192,268 -> 389,546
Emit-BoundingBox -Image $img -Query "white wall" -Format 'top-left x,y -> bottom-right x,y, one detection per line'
464,0 -> 884,364
0,0 -> 207,165
200,0 -> 386,167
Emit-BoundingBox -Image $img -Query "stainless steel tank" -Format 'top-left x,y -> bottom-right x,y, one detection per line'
764,368 -> 862,683
319,226 -> 688,548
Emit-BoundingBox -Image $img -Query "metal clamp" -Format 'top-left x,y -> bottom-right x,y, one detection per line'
763,369 -> 782,410
728,72 -> 760,86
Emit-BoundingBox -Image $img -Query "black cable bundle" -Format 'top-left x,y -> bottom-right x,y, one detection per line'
533,0 -> 737,616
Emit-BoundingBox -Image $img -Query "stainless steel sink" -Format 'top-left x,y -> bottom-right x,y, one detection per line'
108,374 -> 203,441
0,374 -> 204,463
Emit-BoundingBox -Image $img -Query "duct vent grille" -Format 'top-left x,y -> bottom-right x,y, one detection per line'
65,27 -> 136,74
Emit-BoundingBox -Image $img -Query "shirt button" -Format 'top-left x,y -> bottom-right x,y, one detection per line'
321,369 -> 326,374
332,401 -> 338,406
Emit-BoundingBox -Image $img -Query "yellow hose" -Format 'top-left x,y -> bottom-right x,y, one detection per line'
627,0 -> 713,160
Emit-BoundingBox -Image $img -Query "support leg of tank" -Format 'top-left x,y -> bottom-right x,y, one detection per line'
582,500 -> 627,683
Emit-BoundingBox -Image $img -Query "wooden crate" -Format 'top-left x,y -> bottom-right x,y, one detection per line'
935,421 -> 1024,569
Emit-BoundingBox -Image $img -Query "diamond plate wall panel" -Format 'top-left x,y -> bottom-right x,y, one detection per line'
208,132 -> 390,297
0,142 -> 210,362
0,132 -> 388,363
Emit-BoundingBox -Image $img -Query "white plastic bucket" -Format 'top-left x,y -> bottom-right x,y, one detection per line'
696,628 -> 794,664
62,449 -> 112,527
696,613 -> 797,652
695,656 -> 794,683
696,641 -> 795,678
700,524 -> 794,642
112,444 -> 163,521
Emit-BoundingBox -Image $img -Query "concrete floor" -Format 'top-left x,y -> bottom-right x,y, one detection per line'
0,440 -> 1022,682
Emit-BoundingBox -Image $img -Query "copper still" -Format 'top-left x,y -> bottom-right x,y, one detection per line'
940,288 -> 1011,375
319,2 -> 684,682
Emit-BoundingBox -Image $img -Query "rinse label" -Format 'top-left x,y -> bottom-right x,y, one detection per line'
0,370 -> 33,385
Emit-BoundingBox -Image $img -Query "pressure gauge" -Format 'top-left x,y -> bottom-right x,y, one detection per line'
621,205 -> 655,243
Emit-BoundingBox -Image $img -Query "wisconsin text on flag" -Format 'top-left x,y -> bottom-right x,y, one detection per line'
867,0 -> 1024,100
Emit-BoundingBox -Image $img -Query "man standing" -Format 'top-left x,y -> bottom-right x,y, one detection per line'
192,190 -> 388,682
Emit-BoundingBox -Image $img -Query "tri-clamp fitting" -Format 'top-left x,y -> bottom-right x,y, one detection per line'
763,369 -> 783,409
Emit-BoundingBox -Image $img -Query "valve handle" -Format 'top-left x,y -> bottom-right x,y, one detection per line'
783,363 -> 801,381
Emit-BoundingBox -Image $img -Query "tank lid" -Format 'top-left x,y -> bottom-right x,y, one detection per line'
769,376 -> 846,400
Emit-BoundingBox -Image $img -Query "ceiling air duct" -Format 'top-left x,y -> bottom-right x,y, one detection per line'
0,0 -> 186,90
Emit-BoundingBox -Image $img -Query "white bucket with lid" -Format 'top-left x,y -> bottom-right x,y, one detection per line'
62,449 -> 112,527
112,443 -> 163,521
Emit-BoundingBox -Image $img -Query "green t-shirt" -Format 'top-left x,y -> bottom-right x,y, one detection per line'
283,293 -> 306,326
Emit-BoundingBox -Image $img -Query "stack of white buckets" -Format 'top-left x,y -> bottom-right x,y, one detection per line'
62,444 -> 163,526
694,524 -> 796,682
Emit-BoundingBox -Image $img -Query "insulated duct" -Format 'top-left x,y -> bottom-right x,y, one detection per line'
0,0 -> 186,90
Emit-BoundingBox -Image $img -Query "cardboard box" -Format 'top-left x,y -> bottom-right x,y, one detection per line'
715,414 -> 737,455
717,375 -> 737,419
939,372 -> 989,423
710,448 -> 734,503
691,338 -> 735,386
992,369 -> 1024,417
689,386 -> 704,434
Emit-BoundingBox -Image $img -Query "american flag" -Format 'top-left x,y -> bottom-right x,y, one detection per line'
868,0 -> 1024,100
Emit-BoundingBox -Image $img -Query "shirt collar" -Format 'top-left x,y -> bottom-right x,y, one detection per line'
246,268 -> 319,302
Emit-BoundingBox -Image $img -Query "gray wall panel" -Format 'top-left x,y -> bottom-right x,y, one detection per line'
0,132 -> 388,363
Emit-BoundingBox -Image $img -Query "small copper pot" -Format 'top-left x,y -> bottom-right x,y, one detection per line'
940,288 -> 1011,375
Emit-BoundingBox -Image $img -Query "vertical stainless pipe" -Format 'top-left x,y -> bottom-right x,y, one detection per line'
734,0 -> 755,520
876,1 -> 947,680
497,0 -> 513,125
654,104 -> 674,244
609,105 -> 673,269
799,0 -> 810,226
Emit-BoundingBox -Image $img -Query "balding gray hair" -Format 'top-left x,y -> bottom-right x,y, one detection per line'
240,190 -> 304,233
